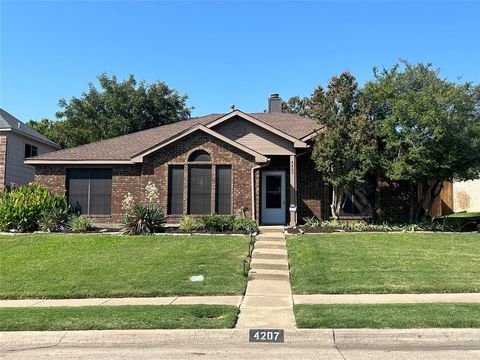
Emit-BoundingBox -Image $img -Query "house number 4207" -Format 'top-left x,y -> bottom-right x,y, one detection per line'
249,329 -> 284,343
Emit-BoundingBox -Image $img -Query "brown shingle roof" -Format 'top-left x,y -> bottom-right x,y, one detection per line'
29,112 -> 320,162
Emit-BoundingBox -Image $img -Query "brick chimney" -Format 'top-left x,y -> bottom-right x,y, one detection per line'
268,93 -> 282,113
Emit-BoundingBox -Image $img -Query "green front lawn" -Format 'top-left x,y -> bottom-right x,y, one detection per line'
0,305 -> 238,331
0,234 -> 249,299
288,233 -> 480,294
294,303 -> 480,328
444,211 -> 480,218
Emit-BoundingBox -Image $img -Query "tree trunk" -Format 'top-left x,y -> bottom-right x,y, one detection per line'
408,183 -> 419,224
330,187 -> 345,220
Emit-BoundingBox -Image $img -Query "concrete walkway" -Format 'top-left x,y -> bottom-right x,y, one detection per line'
294,293 -> 480,304
0,296 -> 242,308
235,226 -> 296,329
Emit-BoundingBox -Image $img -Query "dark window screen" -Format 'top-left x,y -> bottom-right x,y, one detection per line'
265,175 -> 282,208
168,166 -> 184,214
188,166 -> 211,214
215,166 -> 231,214
67,169 -> 112,215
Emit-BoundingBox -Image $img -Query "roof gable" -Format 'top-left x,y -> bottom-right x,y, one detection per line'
132,124 -> 268,163
0,109 -> 60,148
207,110 -> 308,148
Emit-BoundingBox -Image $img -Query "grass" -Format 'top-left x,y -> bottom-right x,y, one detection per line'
0,234 -> 249,299
0,305 -> 238,331
294,303 -> 480,328
442,211 -> 480,218
288,233 -> 480,294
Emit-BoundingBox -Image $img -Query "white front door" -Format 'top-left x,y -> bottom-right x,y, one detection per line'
261,171 -> 286,224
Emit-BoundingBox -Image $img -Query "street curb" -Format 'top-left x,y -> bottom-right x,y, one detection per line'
2,328 -> 480,351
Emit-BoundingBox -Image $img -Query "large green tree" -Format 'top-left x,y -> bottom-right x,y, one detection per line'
310,72 -> 379,219
282,95 -> 313,117
28,74 -> 191,148
364,61 -> 480,222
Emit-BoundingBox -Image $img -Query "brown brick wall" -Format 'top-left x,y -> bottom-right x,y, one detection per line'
297,152 -> 329,221
34,130 -> 258,224
35,166 -> 66,195
33,132 -> 412,225
111,165 -> 142,222
0,134 -> 6,191
141,131 -> 257,223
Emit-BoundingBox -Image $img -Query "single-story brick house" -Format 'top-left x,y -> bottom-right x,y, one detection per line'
25,95 -> 410,225
1,108 -> 60,191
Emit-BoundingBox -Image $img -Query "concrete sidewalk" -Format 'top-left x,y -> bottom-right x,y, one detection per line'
0,295 -> 242,308
294,293 -> 480,304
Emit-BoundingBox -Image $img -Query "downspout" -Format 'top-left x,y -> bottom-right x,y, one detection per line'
251,159 -> 271,222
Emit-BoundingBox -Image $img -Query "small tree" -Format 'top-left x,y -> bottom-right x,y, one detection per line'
310,72 -> 378,219
364,61 -> 480,222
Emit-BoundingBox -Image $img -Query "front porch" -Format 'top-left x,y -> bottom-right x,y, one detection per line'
255,155 -> 302,227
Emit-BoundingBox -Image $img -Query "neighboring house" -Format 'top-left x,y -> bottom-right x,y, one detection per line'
0,109 -> 60,191
26,95 -> 410,225
453,179 -> 480,212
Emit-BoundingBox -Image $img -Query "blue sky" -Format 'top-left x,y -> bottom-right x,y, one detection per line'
1,1 -> 479,121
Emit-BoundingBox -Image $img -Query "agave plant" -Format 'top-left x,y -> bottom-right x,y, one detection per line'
122,204 -> 165,235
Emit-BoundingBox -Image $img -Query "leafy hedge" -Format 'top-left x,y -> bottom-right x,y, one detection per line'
179,215 -> 258,233
0,184 -> 70,232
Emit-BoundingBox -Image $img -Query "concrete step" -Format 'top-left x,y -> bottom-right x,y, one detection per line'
254,241 -> 286,250
252,254 -> 288,261
255,235 -> 286,242
248,268 -> 290,281
251,258 -> 289,271
252,248 -> 288,260
258,226 -> 285,234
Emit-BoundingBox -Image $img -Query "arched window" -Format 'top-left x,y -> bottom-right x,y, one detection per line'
188,150 -> 211,162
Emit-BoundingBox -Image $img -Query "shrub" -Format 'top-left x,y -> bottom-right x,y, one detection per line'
233,218 -> 258,233
122,204 -> 165,235
38,204 -> 71,232
303,216 -> 321,228
179,216 -> 203,232
300,218 -> 460,232
201,215 -> 236,232
0,184 -> 70,232
70,215 -> 96,232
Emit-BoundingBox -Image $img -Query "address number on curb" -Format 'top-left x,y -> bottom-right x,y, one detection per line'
249,329 -> 284,343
